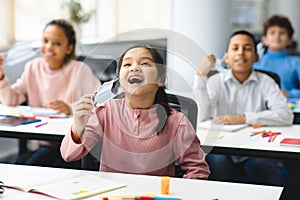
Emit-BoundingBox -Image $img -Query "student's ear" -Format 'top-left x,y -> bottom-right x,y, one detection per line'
224,52 -> 229,64
158,74 -> 166,87
254,53 -> 259,63
287,38 -> 293,46
66,44 -> 74,54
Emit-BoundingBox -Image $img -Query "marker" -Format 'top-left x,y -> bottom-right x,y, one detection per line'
21,119 -> 41,125
35,122 -> 48,128
252,124 -> 265,129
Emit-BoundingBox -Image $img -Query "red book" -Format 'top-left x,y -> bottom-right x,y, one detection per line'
280,138 -> 300,147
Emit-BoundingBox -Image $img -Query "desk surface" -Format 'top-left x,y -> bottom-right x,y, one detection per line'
0,163 -> 283,200
198,124 -> 300,157
0,105 -> 72,140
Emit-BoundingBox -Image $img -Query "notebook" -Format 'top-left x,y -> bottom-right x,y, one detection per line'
1,164 -> 126,200
198,120 -> 248,132
0,116 -> 41,126
280,138 -> 300,147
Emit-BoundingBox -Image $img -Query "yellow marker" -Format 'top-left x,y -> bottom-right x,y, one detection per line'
161,176 -> 170,194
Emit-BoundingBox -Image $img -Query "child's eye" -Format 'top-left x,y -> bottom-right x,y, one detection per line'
141,62 -> 151,66
54,42 -> 62,46
122,63 -> 131,68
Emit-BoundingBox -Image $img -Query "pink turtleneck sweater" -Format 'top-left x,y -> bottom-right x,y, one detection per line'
61,98 -> 210,179
0,57 -> 100,148
0,57 -> 99,107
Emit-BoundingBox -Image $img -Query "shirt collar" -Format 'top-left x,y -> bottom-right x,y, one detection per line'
223,69 -> 258,85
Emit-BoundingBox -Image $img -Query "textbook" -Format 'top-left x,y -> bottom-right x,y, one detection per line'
280,138 -> 300,147
0,164 -> 126,200
198,120 -> 248,132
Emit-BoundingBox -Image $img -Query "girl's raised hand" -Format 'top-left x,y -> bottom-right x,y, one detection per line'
72,94 -> 94,137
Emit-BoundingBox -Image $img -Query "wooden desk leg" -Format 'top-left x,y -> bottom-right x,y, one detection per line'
286,159 -> 300,200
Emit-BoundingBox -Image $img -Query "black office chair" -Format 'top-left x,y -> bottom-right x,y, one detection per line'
81,93 -> 198,174
77,55 -> 117,84
254,69 -> 281,88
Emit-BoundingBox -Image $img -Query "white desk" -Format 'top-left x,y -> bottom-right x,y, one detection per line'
0,105 -> 73,153
0,163 -> 283,200
197,124 -> 300,199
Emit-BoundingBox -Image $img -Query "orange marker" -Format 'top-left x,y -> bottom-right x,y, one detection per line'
252,124 -> 265,129
161,176 -> 170,194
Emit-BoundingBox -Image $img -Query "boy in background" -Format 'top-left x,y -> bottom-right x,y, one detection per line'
254,14 -> 300,98
193,30 -> 293,186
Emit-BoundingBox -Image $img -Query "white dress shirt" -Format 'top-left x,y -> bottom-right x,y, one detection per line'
193,69 -> 293,126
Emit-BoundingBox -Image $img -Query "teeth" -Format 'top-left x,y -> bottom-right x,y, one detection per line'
44,52 -> 54,56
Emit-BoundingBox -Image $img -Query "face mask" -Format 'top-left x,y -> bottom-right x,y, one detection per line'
94,78 -> 122,105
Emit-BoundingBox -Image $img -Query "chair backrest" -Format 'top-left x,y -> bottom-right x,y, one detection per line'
167,93 -> 198,131
254,69 -> 281,88
77,55 -> 117,84
207,69 -> 281,88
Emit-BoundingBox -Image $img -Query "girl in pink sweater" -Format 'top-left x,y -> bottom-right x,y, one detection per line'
0,19 -> 99,168
61,45 -> 210,179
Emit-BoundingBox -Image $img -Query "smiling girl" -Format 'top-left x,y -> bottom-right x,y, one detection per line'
61,45 -> 210,179
0,19 -> 99,168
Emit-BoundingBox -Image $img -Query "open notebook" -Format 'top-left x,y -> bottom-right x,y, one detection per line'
198,120 -> 248,132
0,164 -> 126,200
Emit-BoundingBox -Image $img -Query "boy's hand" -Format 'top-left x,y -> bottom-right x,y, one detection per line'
0,54 -> 5,80
280,88 -> 289,98
197,54 -> 216,76
48,100 -> 71,115
212,115 -> 246,125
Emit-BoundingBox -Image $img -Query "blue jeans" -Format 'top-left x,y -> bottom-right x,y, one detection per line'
25,146 -> 81,169
206,154 -> 288,186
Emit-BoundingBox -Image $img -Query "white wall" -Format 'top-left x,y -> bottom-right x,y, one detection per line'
0,0 -> 14,49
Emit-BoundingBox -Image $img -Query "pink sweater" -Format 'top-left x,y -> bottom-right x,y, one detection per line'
0,57 -> 99,107
0,57 -> 100,148
61,99 -> 210,179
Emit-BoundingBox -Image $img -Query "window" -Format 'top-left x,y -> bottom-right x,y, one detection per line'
1,0 -> 171,49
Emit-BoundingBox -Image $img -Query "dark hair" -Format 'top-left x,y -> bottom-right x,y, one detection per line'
227,30 -> 257,52
44,19 -> 76,63
263,15 -> 294,38
117,45 -> 171,134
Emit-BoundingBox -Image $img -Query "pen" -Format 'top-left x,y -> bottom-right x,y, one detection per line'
35,122 -> 48,128
21,119 -> 42,125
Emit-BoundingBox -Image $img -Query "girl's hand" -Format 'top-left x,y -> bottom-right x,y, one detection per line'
48,100 -> 71,115
72,94 -> 94,137
212,115 -> 246,125
196,54 -> 216,76
0,54 -> 5,80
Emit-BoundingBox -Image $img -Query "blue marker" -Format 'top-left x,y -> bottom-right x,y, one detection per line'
21,119 -> 42,125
